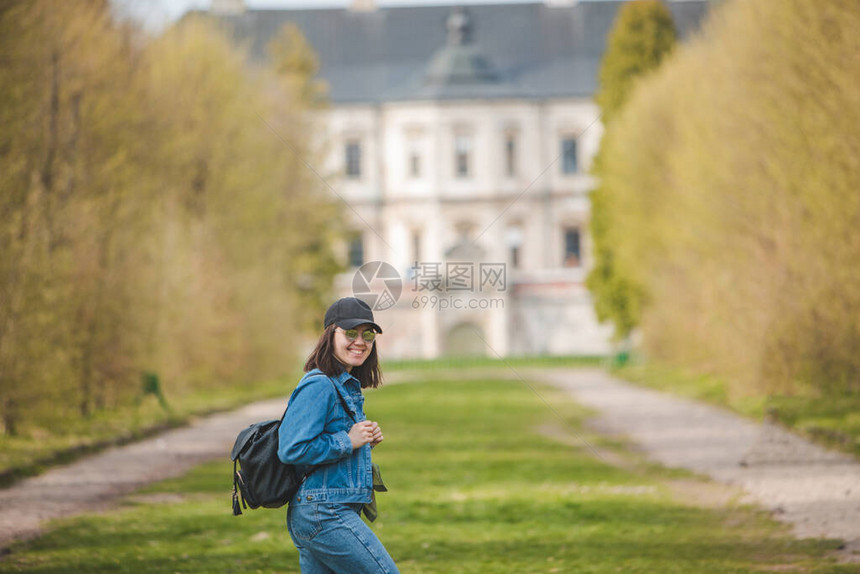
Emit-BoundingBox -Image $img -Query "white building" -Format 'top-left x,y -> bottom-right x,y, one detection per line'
205,0 -> 709,359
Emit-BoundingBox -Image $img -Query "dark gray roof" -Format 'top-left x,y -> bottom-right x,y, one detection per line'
195,1 -> 709,103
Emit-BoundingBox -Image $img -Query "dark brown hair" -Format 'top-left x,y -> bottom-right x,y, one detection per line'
304,324 -> 383,389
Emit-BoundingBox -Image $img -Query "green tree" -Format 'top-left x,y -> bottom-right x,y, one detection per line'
267,22 -> 329,108
596,0 -> 678,124
0,3 -> 342,436
266,22 -> 343,332
598,0 -> 860,396
587,0 -> 678,340
143,18 -> 333,388
0,0 -> 136,427
0,0 -> 174,427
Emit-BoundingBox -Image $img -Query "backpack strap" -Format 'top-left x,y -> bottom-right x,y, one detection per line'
232,459 -> 245,515
326,375 -> 358,424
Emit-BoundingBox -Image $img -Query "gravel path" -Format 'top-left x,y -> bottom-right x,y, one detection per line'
0,397 -> 288,550
536,368 -> 860,560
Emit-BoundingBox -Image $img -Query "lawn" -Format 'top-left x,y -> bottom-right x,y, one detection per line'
0,373 -> 852,573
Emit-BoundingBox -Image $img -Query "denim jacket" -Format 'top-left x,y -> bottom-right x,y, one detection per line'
277,368 -> 373,506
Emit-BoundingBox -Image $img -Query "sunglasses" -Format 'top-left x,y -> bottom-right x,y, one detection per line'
337,328 -> 377,343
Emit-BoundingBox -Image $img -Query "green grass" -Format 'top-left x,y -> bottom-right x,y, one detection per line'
384,354 -> 607,371
764,394 -> 860,457
1,374 -> 854,573
615,362 -> 860,458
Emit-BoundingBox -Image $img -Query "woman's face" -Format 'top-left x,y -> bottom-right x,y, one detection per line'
333,324 -> 375,371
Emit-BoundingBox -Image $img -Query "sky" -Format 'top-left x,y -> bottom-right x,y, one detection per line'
115,0 -> 615,32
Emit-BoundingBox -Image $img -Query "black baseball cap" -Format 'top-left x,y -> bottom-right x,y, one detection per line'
324,297 -> 383,333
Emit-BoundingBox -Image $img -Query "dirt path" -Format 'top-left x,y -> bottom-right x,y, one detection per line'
0,397 -> 288,550
534,368 -> 860,561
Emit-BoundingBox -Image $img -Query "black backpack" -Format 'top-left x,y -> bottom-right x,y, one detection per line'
231,377 -> 355,515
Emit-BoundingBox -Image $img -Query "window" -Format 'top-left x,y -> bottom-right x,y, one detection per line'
411,230 -> 422,263
505,133 -> 517,177
405,129 -> 423,179
563,227 -> 581,267
561,136 -> 578,174
409,150 -> 421,178
345,139 -> 361,179
348,233 -> 364,268
506,224 -> 523,269
455,134 -> 471,178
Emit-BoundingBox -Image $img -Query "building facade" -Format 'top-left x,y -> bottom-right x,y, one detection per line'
204,0 -> 710,359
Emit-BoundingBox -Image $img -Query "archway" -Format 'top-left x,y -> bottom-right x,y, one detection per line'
443,322 -> 487,357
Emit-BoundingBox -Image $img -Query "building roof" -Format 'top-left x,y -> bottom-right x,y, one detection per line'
197,1 -> 709,104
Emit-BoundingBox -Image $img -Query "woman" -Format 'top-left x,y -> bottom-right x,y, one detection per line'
278,297 -> 399,573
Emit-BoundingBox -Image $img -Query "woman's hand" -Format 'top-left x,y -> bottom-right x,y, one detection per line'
349,421 -> 384,450
369,421 -> 384,448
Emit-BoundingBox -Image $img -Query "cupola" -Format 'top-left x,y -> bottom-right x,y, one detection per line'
424,8 -> 498,85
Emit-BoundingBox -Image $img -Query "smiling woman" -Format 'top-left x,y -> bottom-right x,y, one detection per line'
276,297 -> 397,573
